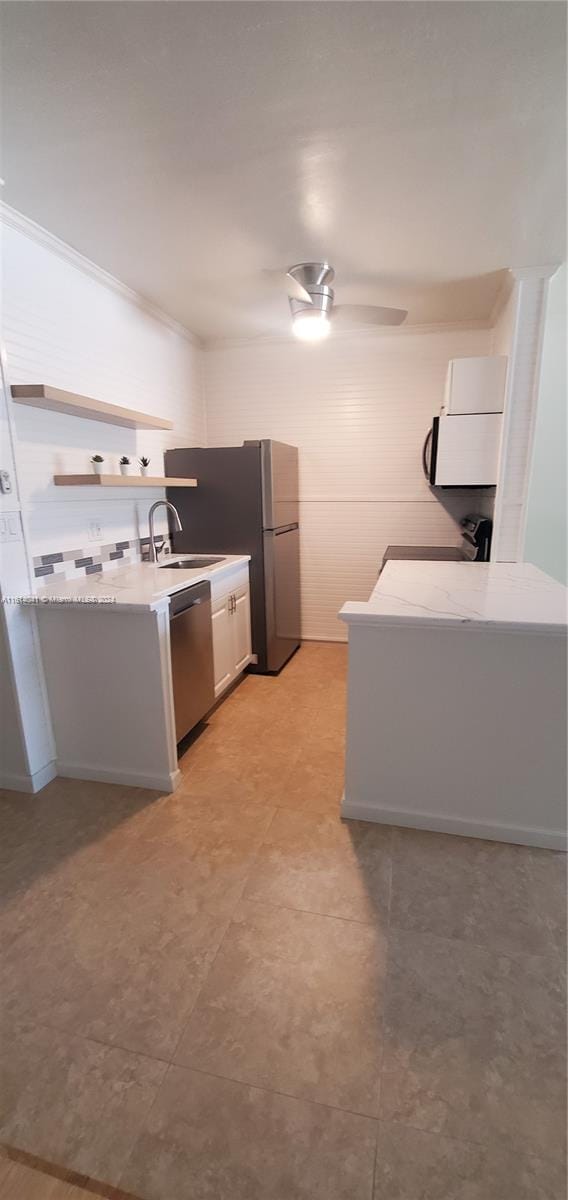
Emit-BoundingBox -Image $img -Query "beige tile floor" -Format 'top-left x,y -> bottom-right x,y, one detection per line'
0,1155 -> 97,1199
0,642 -> 566,1200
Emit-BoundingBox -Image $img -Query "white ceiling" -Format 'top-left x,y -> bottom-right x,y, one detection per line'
1,2 -> 565,340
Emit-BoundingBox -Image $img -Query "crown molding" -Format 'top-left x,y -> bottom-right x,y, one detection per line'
0,203 -> 202,347
510,263 -> 561,283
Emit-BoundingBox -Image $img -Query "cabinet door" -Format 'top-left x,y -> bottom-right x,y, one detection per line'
232,589 -> 252,674
445,355 -> 507,415
211,601 -> 233,697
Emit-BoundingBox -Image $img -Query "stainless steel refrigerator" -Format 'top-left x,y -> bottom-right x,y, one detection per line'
165,440 -> 301,673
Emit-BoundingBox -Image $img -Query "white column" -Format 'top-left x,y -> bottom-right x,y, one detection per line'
492,264 -> 558,562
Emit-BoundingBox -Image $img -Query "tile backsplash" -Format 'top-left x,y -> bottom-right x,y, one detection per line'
33,535 -> 172,585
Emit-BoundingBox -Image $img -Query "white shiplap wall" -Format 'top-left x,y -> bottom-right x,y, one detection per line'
204,326 -> 492,639
0,214 -> 206,791
2,217 -> 206,560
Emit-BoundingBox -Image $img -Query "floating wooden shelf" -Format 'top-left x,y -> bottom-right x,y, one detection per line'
53,474 -> 197,488
11,384 -> 173,431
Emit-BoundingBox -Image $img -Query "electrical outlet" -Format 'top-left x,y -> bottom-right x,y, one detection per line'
88,521 -> 102,543
0,514 -> 22,543
0,469 -> 12,494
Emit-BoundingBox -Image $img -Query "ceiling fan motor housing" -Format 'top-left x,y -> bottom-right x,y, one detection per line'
288,262 -> 335,318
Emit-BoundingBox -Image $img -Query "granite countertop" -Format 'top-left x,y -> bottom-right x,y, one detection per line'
28,554 -> 251,614
340,561 -> 567,634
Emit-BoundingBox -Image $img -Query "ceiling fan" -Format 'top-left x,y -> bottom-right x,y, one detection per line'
269,262 -> 407,340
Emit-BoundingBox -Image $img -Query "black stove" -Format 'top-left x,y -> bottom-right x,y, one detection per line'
382,514 -> 492,572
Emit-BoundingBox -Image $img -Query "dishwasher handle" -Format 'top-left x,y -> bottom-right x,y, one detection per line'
170,598 -> 206,618
169,580 -> 211,618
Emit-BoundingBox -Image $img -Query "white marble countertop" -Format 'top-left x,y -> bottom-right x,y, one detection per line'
339,561 -> 567,634
28,554 -> 251,614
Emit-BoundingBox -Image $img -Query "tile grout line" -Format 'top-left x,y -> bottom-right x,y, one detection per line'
239,891 -> 384,929
244,802 -> 394,929
386,918 -> 566,965
138,782 -> 388,1151
149,1058 -> 380,1126
8,653 -> 563,1193
372,1115 -> 568,1166
1,1016 -> 172,1191
371,824 -> 394,1196
165,805 -> 281,1069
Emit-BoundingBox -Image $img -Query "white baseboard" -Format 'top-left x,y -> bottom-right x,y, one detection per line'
0,760 -> 57,794
302,636 -> 348,645
341,795 -> 567,851
57,761 -> 180,793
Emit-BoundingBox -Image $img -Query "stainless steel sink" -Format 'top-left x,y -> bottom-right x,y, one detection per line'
160,556 -> 226,569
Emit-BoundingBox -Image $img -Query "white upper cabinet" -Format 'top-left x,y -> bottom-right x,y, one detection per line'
443,355 -> 507,416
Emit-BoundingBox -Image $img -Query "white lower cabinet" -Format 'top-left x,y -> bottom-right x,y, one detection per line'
211,566 -> 253,699
211,602 -> 234,696
233,590 -> 252,673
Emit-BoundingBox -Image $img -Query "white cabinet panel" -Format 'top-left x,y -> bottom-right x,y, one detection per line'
210,567 -> 253,699
211,601 -> 233,698
444,355 -> 507,415
233,589 -> 252,673
433,414 -> 502,487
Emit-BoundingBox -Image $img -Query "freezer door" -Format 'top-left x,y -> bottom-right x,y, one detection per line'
258,441 -> 299,530
264,525 -> 301,672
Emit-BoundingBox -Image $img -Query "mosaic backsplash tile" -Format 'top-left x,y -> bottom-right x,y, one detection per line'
33,535 -> 173,584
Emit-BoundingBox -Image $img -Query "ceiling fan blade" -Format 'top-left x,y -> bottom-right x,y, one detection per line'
332,304 -> 407,328
262,269 -> 313,305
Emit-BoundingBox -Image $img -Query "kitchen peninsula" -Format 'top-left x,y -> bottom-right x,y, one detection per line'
340,561 -> 567,849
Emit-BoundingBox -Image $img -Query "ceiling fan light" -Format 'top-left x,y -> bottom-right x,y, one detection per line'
292,311 -> 330,342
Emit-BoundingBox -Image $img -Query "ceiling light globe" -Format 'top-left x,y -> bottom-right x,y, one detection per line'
292,311 -> 330,342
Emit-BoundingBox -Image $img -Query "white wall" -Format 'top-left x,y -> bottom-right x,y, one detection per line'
0,354 -> 56,790
204,325 -> 492,639
491,275 -> 517,358
0,210 -> 205,791
2,213 -> 206,566
524,264 -> 567,584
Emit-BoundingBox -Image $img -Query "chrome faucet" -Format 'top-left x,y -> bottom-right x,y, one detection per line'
148,500 -> 182,563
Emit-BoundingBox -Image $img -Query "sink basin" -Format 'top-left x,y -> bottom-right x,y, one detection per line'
160,556 -> 226,569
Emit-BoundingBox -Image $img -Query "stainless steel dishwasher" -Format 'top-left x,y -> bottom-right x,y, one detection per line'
169,581 -> 215,743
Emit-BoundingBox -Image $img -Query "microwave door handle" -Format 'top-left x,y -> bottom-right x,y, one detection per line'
422,428 -> 433,481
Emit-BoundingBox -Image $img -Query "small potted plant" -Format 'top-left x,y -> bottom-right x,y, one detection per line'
119,455 -> 132,477
90,454 -> 105,476
139,456 -> 151,477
